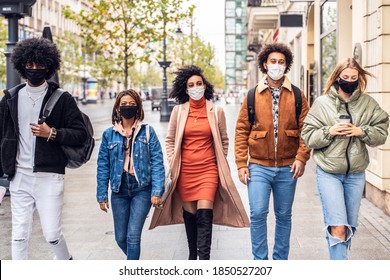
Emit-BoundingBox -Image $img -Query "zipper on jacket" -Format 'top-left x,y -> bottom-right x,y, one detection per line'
345,103 -> 353,174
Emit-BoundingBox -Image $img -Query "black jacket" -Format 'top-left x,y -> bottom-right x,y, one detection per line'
0,82 -> 87,179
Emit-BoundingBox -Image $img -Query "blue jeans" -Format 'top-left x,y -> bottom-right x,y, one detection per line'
111,173 -> 152,260
247,163 -> 297,260
316,166 -> 365,260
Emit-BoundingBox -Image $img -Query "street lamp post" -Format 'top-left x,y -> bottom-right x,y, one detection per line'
42,26 -> 59,84
0,0 -> 36,194
81,76 -> 87,105
0,0 -> 37,88
81,53 -> 87,105
4,15 -> 20,88
158,17 -> 171,122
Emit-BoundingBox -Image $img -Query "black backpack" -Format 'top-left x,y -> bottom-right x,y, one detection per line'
41,89 -> 95,168
247,84 -> 302,129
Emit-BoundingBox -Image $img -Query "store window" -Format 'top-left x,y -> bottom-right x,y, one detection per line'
320,0 -> 337,93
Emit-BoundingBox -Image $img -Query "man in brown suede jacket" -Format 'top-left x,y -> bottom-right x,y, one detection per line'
234,43 -> 310,260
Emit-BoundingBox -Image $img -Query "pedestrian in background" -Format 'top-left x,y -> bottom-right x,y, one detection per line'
96,89 -> 165,260
149,65 -> 249,260
301,58 -> 389,260
0,37 -> 87,260
234,43 -> 311,260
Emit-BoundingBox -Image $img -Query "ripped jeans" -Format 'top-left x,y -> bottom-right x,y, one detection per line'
10,170 -> 70,260
316,166 -> 365,260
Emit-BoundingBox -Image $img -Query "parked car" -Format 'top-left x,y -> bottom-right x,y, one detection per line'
149,87 -> 175,111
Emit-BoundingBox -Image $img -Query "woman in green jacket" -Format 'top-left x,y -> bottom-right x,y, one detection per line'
302,58 -> 389,260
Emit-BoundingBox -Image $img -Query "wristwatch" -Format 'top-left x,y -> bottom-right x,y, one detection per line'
50,127 -> 57,141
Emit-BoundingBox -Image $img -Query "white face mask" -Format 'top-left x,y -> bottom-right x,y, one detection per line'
266,63 -> 286,81
187,86 -> 204,100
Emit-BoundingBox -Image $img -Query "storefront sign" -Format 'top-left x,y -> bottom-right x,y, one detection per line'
280,14 -> 303,27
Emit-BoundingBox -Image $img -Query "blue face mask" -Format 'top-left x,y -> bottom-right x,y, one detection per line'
338,78 -> 359,94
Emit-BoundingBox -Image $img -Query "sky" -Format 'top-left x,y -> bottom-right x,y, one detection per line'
188,0 -> 225,71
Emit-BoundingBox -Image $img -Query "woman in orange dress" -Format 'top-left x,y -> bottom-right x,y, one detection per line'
150,65 -> 249,260
177,82 -> 219,203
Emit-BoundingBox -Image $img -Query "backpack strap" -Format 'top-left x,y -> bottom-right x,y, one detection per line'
246,83 -> 302,129
291,84 -> 302,127
40,88 -> 66,124
247,85 -> 258,130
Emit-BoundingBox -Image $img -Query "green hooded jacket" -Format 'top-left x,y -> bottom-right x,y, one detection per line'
302,86 -> 389,174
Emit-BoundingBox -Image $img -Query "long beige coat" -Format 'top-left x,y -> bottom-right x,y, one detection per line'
149,100 -> 250,229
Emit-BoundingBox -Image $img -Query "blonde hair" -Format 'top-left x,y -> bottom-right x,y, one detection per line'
324,57 -> 374,94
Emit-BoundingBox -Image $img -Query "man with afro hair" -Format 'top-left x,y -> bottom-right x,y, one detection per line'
0,37 -> 87,260
234,43 -> 311,260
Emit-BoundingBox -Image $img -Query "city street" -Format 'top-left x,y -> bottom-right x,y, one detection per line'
0,98 -> 390,260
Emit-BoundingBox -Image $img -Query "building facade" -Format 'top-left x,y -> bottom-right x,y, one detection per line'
225,0 -> 247,94
18,0 -> 87,40
0,1 -> 105,99
246,0 -> 390,215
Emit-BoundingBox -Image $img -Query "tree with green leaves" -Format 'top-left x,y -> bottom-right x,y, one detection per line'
55,31 -> 85,93
140,64 -> 162,89
0,19 -> 7,90
63,0 -> 191,89
168,31 -> 225,90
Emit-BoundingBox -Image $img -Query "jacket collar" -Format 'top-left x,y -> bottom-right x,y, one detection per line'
328,85 -> 362,113
257,75 -> 292,94
329,85 -> 361,103
113,120 -> 142,137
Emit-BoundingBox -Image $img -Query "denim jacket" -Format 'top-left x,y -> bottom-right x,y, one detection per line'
96,123 -> 165,203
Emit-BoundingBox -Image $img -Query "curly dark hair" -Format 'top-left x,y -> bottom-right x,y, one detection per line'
170,65 -> 214,104
112,89 -> 144,125
11,37 -> 61,80
257,43 -> 294,74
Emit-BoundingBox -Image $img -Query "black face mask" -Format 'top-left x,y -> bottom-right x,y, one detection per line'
24,69 -> 47,86
120,105 -> 138,119
338,78 -> 359,94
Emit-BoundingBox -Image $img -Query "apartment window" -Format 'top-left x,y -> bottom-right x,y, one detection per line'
235,54 -> 244,69
320,0 -> 337,93
235,36 -> 245,51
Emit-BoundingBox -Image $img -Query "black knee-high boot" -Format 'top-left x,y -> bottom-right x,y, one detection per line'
196,209 -> 213,260
183,209 -> 198,260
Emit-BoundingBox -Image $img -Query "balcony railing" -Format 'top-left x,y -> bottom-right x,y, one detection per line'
247,0 -> 285,7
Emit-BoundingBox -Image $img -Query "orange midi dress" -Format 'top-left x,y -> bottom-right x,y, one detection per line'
177,97 -> 218,202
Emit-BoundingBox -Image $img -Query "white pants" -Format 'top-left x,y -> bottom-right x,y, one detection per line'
10,170 -> 71,260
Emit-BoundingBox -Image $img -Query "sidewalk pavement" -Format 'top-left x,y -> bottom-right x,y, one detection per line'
1,99 -> 390,260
